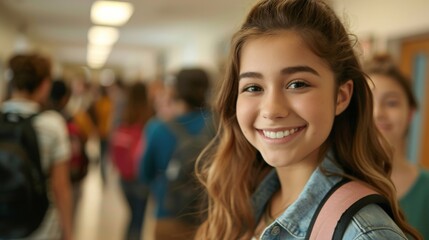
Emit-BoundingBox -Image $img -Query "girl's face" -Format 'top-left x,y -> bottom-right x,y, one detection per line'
236,31 -> 352,169
370,74 -> 412,147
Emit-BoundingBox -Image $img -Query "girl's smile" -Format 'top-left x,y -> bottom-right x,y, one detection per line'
258,125 -> 306,142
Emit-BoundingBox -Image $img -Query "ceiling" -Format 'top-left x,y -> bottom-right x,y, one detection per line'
0,0 -> 257,75
4,0 -> 427,79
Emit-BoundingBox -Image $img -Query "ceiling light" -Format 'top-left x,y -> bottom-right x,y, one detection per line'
88,26 -> 119,45
87,44 -> 112,68
87,61 -> 105,69
91,1 -> 134,26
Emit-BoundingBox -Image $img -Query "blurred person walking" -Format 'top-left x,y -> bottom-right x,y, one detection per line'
109,79 -> 127,132
90,86 -> 113,185
367,54 -> 429,239
66,74 -> 96,147
148,79 -> 175,121
0,53 -> 73,240
49,79 -> 90,219
110,82 -> 153,240
138,68 -> 213,240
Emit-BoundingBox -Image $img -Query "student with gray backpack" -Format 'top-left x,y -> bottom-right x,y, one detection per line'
0,54 -> 73,240
138,68 -> 214,240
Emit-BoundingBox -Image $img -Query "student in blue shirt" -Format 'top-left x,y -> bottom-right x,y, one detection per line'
139,68 -> 211,240
194,0 -> 421,239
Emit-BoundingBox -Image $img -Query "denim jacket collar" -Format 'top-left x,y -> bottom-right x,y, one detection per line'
252,153 -> 343,238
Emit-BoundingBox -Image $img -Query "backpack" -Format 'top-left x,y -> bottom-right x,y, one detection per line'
306,179 -> 393,240
164,120 -> 214,225
110,124 -> 144,181
66,117 -> 89,183
0,112 -> 49,239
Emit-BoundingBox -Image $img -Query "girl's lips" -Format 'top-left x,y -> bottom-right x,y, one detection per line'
375,123 -> 391,131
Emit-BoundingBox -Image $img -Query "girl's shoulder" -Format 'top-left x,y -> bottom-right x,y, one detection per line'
37,109 -> 65,121
144,117 -> 177,143
343,204 -> 407,239
145,117 -> 170,133
418,168 -> 429,180
410,168 -> 429,194
34,110 -> 68,133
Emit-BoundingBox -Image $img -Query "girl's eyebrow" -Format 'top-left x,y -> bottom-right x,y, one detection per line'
381,91 -> 402,98
239,65 -> 320,80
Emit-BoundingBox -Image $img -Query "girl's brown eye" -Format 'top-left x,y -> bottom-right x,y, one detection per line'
287,80 -> 308,89
243,85 -> 262,93
385,100 -> 400,107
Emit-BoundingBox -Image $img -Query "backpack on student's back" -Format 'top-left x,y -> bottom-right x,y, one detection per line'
164,120 -> 214,225
110,124 -> 144,181
0,112 -> 49,239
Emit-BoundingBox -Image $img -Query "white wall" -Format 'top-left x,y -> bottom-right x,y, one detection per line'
333,0 -> 429,52
0,14 -> 20,62
164,32 -> 223,75
114,48 -> 159,82
0,12 -> 19,102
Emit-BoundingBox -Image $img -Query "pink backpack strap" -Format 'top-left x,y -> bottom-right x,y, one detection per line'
307,180 -> 392,240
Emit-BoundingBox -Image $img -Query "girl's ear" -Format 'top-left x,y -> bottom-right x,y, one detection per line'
335,80 -> 353,116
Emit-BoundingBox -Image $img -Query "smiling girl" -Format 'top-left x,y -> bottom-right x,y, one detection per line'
194,0 -> 420,239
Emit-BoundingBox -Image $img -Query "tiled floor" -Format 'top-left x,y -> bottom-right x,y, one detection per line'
73,137 -> 155,240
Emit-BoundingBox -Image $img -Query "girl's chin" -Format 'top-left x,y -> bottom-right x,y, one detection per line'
260,155 -> 292,168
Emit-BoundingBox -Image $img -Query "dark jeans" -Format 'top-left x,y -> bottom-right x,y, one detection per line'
99,139 -> 108,184
120,179 -> 149,240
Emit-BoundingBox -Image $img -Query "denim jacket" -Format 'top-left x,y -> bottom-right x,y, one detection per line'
251,155 -> 408,240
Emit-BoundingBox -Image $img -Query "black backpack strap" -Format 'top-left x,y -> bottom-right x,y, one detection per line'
306,179 -> 392,240
23,113 -> 44,177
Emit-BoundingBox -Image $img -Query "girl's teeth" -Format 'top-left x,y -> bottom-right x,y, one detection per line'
263,128 -> 298,139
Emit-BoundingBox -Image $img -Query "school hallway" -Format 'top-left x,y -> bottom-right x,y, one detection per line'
73,137 -> 155,240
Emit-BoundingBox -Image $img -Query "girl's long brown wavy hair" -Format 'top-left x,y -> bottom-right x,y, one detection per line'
195,0 -> 421,239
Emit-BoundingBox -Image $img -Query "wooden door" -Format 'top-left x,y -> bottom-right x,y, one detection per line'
399,34 -> 429,167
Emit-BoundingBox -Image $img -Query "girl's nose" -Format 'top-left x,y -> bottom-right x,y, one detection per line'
261,90 -> 289,120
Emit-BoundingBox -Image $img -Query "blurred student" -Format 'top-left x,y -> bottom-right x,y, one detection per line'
109,79 -> 127,132
90,86 -> 113,185
367,54 -> 429,239
1,53 -> 73,240
147,78 -> 176,121
49,79 -> 89,218
110,82 -> 152,240
138,68 -> 212,240
66,75 -> 96,146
